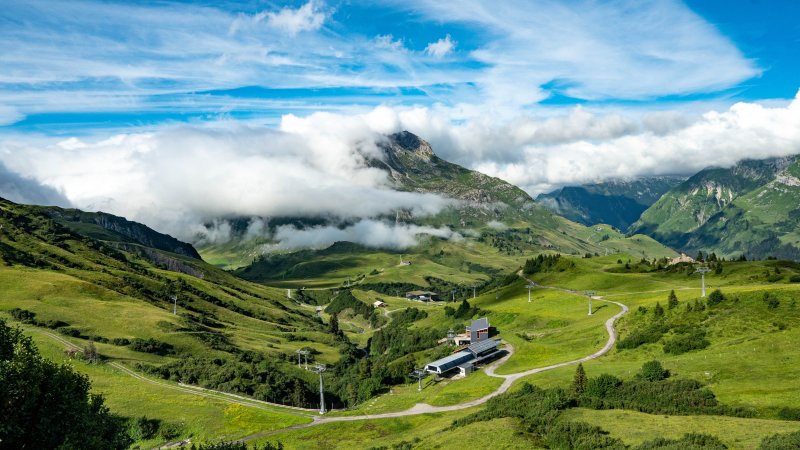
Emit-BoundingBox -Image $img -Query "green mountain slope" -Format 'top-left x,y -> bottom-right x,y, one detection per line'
34,205 -> 202,259
202,131 -> 676,277
630,156 -> 800,258
0,197 -> 343,399
536,177 -> 684,230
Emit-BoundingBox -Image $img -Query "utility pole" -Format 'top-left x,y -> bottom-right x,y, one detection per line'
171,295 -> 177,315
311,364 -> 327,414
452,290 -> 455,302
585,291 -> 597,315
410,369 -> 428,392
526,283 -> 536,303
695,266 -> 711,297
297,349 -> 310,369
473,285 -> 476,299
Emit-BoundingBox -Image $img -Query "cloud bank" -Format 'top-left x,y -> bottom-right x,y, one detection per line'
3,91 -> 800,249
0,161 -> 70,207
265,220 -> 461,251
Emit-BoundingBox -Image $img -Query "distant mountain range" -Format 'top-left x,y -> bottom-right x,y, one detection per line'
536,177 -> 685,230
630,155 -> 800,259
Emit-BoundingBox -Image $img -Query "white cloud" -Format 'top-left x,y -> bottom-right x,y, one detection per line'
0,160 -> 70,207
3,91 -> 800,249
0,0 -> 763,121
265,1 -> 326,36
0,114 -> 452,241
0,106 -> 24,126
266,220 -> 460,251
424,35 -> 455,58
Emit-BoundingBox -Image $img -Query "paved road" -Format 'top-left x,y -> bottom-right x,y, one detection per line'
238,288 -> 629,441
30,281 -> 630,443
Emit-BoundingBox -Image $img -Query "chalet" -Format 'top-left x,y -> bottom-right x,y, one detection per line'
439,317 -> 490,346
467,318 -> 490,343
405,290 -> 440,301
669,253 -> 696,265
373,300 -> 387,308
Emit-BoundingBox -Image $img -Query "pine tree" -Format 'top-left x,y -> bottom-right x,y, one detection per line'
328,313 -> 340,335
653,302 -> 665,317
84,339 -> 99,364
571,363 -> 587,397
667,290 -> 679,310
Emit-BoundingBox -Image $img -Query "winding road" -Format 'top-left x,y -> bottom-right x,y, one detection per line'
237,291 -> 629,442
30,281 -> 630,444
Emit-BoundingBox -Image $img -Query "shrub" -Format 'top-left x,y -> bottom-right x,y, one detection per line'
128,416 -> 161,441
758,430 -> 800,449
129,338 -> 173,355
638,360 -> 670,382
636,433 -> 727,450
617,324 -> 666,350
8,308 -> 36,324
111,338 -> 131,346
706,290 -> 725,307
584,374 -> 622,398
777,407 -> 800,421
789,275 -> 800,283
663,330 -> 710,355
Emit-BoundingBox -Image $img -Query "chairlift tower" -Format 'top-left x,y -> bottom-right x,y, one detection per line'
585,291 -> 597,315
473,285 -> 477,299
525,283 -> 536,303
446,328 -> 455,346
695,266 -> 712,297
310,363 -> 327,414
171,295 -> 177,315
296,349 -> 310,369
410,369 -> 428,392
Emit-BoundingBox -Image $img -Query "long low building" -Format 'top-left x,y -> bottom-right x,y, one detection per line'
425,339 -> 500,374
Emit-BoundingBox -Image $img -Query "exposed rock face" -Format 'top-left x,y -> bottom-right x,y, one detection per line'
372,131 -> 535,208
42,207 -> 202,259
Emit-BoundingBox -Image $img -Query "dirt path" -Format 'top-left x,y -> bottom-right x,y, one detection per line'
31,329 -> 317,417
32,280 -> 630,443
238,286 -> 629,441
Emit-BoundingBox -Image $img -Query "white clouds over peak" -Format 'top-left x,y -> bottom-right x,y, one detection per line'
425,35 -> 456,58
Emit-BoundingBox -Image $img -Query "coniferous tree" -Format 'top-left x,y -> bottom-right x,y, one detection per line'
653,302 -> 665,317
328,313 -> 340,335
571,363 -> 587,397
667,290 -> 679,310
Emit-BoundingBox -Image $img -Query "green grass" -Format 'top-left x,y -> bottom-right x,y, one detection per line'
252,410 -> 478,450
511,283 -> 800,416
26,328 -> 311,448
333,371 -> 503,417
562,409 -> 800,450
477,285 -> 617,375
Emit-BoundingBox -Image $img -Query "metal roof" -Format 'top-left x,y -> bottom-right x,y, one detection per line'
469,317 -> 489,331
468,339 -> 498,355
425,350 -> 474,371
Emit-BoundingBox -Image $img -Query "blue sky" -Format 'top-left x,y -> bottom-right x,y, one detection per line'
1,0 -> 797,134
1,0 -> 800,243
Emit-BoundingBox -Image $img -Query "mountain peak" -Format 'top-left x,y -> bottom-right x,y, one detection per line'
384,130 -> 435,161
